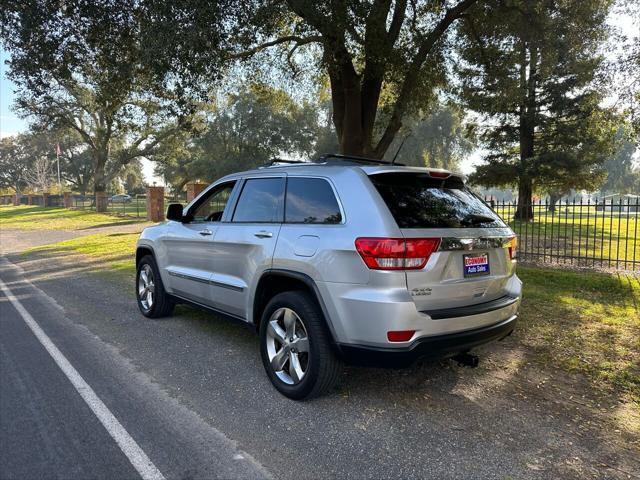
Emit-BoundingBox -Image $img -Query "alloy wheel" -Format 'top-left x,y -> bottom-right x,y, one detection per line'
138,264 -> 155,311
265,307 -> 310,385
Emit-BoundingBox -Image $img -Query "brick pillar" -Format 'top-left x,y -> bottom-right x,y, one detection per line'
63,192 -> 73,208
27,195 -> 34,205
146,186 -> 165,222
42,192 -> 49,207
186,183 -> 207,202
13,194 -> 20,206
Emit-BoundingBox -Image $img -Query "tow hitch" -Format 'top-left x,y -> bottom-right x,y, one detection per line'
452,352 -> 479,368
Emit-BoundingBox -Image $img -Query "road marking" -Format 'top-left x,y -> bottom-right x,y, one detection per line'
0,278 -> 165,480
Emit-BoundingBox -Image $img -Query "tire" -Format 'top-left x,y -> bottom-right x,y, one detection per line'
136,255 -> 174,318
259,291 -> 341,400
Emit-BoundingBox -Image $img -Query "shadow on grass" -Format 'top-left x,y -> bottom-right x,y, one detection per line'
516,267 -> 640,401
0,206 -> 62,220
77,220 -> 142,230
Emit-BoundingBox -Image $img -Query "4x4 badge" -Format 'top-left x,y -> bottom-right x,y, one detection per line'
411,287 -> 432,296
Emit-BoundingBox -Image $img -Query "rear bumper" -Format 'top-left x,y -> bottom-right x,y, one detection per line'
316,274 -> 522,346
337,314 -> 517,367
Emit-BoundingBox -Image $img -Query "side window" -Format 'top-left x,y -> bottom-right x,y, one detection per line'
285,177 -> 342,224
232,177 -> 285,223
191,182 -> 236,222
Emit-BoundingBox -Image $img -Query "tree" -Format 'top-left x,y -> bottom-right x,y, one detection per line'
145,0 -> 479,158
0,136 -> 29,197
457,0 -> 616,220
119,161 -> 146,195
57,132 -> 94,196
154,84 -> 321,189
1,1 -> 194,210
382,104 -> 476,169
21,132 -> 57,193
599,127 -> 640,194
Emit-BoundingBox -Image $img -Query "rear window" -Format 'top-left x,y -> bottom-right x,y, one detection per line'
285,177 -> 342,224
369,173 -> 505,229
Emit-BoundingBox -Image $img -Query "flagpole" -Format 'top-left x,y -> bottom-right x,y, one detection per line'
56,143 -> 61,191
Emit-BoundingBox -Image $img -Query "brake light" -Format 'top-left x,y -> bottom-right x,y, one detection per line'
355,238 -> 440,270
507,236 -> 517,260
428,171 -> 450,179
387,330 -> 416,342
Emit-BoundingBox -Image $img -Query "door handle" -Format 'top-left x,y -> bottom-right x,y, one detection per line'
254,231 -> 273,238
199,229 -> 213,236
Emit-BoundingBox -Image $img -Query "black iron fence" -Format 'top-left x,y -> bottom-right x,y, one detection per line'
73,192 -> 188,218
487,197 -> 639,271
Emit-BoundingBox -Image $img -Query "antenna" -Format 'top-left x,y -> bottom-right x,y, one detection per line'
391,135 -> 409,165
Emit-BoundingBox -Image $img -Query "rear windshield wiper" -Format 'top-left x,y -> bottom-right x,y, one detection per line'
461,213 -> 496,226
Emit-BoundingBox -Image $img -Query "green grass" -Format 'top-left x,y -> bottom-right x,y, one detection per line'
26,232 -> 140,275
0,205 -> 144,230
516,267 -> 639,403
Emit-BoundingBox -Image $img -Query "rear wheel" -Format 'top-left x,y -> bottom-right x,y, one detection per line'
259,291 -> 341,400
136,255 -> 174,318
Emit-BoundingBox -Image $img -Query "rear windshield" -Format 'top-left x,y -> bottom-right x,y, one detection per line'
369,173 -> 505,229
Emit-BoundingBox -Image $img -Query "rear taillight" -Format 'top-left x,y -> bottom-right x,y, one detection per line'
387,330 -> 416,342
507,236 -> 517,260
355,237 -> 440,270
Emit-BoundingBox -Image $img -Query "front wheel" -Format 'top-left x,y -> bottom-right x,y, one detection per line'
259,291 -> 341,400
136,255 -> 174,318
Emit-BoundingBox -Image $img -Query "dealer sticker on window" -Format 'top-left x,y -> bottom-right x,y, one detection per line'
463,253 -> 490,277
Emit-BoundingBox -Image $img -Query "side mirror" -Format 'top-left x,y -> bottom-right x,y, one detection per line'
166,203 -> 184,222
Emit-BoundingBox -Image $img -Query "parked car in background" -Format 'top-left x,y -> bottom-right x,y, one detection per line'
135,154 -> 521,399
110,194 -> 132,203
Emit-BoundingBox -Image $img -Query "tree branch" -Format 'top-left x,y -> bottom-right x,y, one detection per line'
227,35 -> 322,60
374,0 -> 479,157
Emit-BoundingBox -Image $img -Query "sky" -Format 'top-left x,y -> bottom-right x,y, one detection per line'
1,9 -> 637,180
0,50 -> 27,139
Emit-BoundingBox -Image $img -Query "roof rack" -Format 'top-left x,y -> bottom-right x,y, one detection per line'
265,158 -> 309,167
317,153 -> 405,166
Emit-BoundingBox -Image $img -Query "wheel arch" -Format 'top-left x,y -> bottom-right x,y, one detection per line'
253,269 -> 339,345
135,245 -> 155,266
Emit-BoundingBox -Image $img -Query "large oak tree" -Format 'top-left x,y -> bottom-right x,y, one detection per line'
147,0 -> 480,158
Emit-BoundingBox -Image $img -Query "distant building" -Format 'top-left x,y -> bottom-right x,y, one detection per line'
596,193 -> 639,212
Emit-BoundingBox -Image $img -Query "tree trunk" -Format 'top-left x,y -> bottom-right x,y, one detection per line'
548,192 -> 560,213
339,90 -> 365,155
94,150 -> 108,212
515,178 -> 533,221
515,41 -> 537,221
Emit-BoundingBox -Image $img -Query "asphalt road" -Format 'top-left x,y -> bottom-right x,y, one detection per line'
0,235 -> 638,479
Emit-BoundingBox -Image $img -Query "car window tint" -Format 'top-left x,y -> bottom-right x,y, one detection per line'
285,178 -> 342,224
232,178 -> 284,223
370,173 -> 505,228
192,182 -> 235,222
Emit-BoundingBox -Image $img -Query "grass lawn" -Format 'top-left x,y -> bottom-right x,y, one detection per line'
26,230 -> 640,408
0,205 -> 144,230
515,267 -> 639,404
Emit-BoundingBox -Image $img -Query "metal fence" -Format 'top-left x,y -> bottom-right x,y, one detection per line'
73,193 -> 188,218
487,197 -> 639,271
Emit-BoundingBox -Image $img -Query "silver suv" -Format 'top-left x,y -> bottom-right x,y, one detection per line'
135,155 -> 521,399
